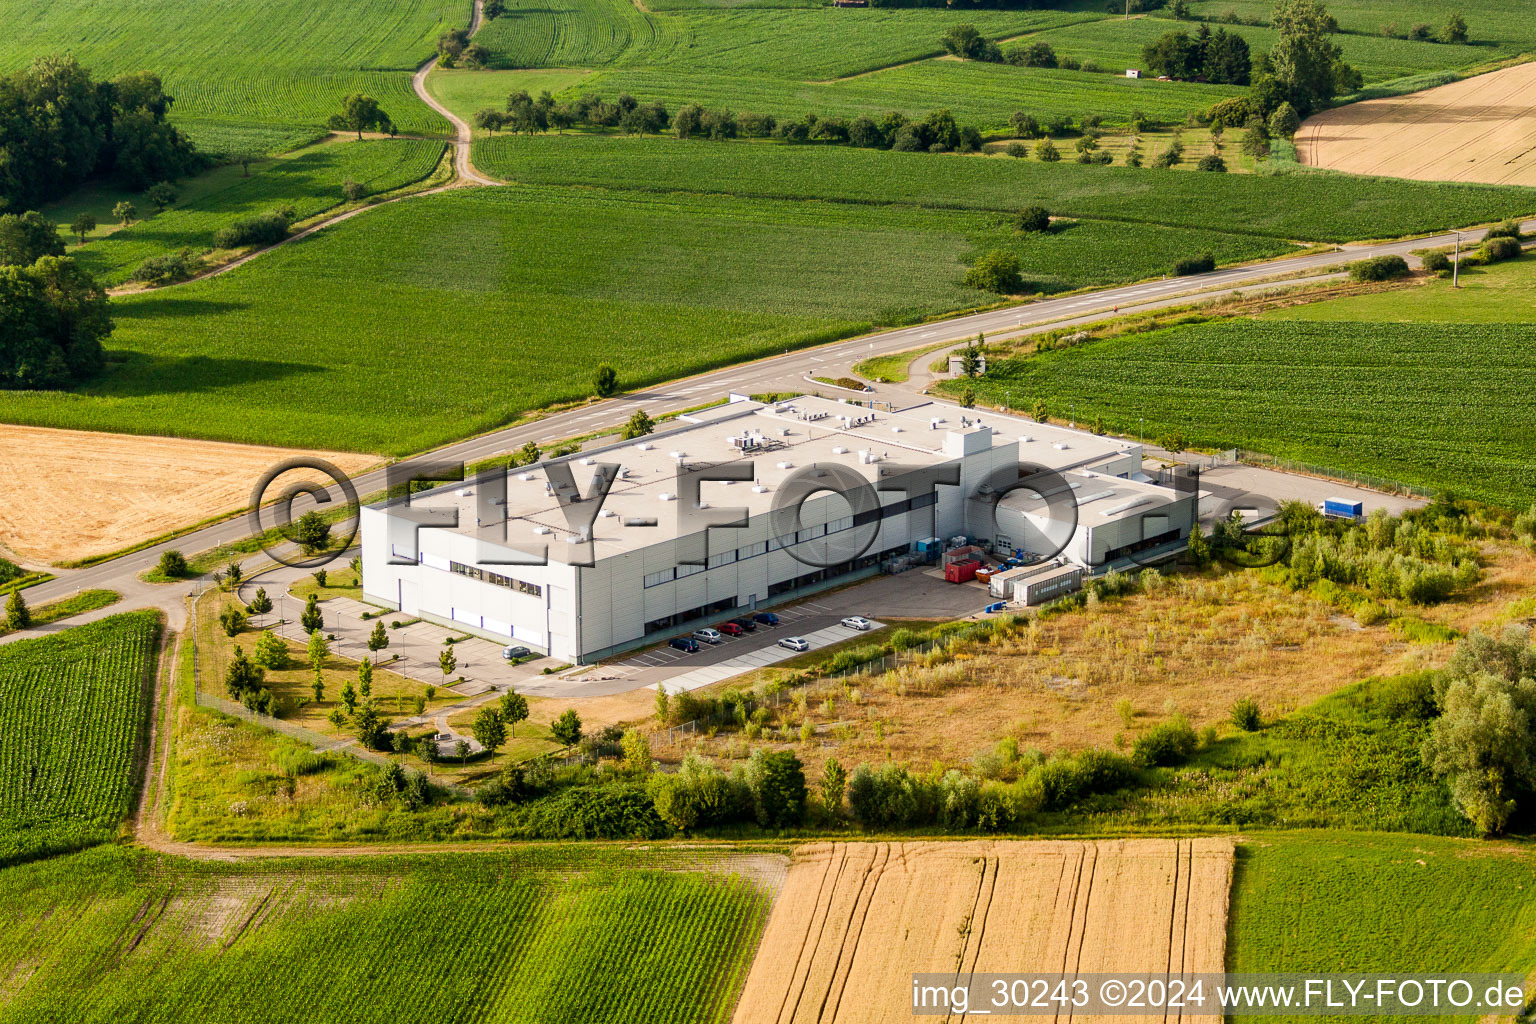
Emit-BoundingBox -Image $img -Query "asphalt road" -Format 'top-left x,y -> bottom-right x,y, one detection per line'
21,216 -> 1528,615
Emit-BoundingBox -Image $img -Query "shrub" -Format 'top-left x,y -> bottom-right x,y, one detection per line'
1034,139 -> 1060,162
1013,205 -> 1049,233
342,179 -> 367,201
1173,252 -> 1215,276
964,249 -> 1023,294
213,209 -> 294,249
129,248 -> 203,285
508,783 -> 670,839
253,629 -> 290,670
1027,749 -> 1134,810
1004,141 -> 1028,158
1480,236 -> 1521,262
1230,697 -> 1262,731
1131,716 -> 1198,767
1420,251 -> 1451,274
1196,153 -> 1227,172
1485,219 -> 1523,240
157,550 -> 188,577
1348,254 -> 1411,281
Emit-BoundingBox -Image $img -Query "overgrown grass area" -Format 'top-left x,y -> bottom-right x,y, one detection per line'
0,844 -> 773,1024
2,184 -> 1292,453
0,0 -> 461,152
0,612 -> 161,865
952,255 -> 1536,507
45,138 -> 446,285
474,134 -> 1536,242
1229,832 -> 1536,996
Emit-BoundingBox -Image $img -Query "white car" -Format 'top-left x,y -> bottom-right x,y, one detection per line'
840,616 -> 873,631
693,627 -> 724,645
778,636 -> 810,652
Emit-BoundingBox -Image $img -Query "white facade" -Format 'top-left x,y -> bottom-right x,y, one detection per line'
360,396 -> 1182,662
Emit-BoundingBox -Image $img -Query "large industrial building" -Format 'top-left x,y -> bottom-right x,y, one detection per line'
359,395 -> 1195,663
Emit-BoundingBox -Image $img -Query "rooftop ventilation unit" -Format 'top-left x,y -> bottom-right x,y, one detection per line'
599,509 -> 617,517
930,418 -> 943,430
635,442 -> 652,451
776,461 -> 793,470
859,450 -> 881,464
779,427 -> 791,437
658,492 -> 676,502
531,525 -> 552,535
1076,489 -> 1117,506
752,485 -> 770,493
1103,496 -> 1154,516
668,450 -> 685,459
517,472 -> 534,481
619,468 -> 632,479
1019,435 -> 1032,443
456,488 -> 470,497
892,426 -> 903,433
579,457 -> 594,466
832,446 -> 848,455
1053,442 -> 1070,450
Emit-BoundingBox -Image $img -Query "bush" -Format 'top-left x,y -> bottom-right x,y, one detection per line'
1420,251 -> 1451,274
1131,716 -> 1198,767
1014,205 -> 1050,233
507,783 -> 670,839
964,249 -> 1023,294
1348,254 -> 1411,281
129,248 -> 203,285
1230,697 -> 1262,731
1004,141 -> 1028,158
1485,219 -> 1523,240
1196,153 -> 1227,172
342,179 -> 367,201
157,550 -> 188,578
1027,749 -> 1135,810
1173,252 -> 1215,276
1479,236 -> 1521,262
213,208 -> 294,249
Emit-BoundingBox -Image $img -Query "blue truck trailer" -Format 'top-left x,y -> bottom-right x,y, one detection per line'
1322,496 -> 1364,520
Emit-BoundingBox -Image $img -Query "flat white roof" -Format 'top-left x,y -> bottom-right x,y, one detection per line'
380,395 -> 1139,560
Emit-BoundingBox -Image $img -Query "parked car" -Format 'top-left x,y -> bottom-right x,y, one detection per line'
753,612 -> 780,626
501,645 -> 531,660
668,636 -> 700,653
729,617 -> 758,631
718,621 -> 744,636
840,616 -> 873,631
693,628 -> 724,644
778,636 -> 810,652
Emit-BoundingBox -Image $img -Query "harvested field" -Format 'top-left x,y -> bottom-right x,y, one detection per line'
732,838 -> 1233,1024
1297,62 -> 1536,185
0,425 -> 378,565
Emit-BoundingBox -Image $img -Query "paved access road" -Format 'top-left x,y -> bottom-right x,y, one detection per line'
19,217 -> 1528,618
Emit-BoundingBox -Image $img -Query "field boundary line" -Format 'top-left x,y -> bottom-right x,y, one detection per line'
131,613 -> 178,845
820,841 -> 889,1023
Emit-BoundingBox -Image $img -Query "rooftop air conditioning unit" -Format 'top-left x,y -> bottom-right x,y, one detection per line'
532,525 -> 552,535
779,427 -> 791,436
456,488 -> 470,497
635,442 -> 652,451
669,450 -> 686,460
892,426 -> 903,433
776,461 -> 793,469
580,457 -> 594,466
599,508 -> 617,517
659,492 -> 676,502
1053,442 -> 1069,450
832,446 -> 848,455
752,485 -> 770,493
518,472 -> 534,481
1019,435 -> 1032,443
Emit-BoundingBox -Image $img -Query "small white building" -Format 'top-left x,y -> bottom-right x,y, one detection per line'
359,396 -> 1191,663
1126,68 -> 1142,79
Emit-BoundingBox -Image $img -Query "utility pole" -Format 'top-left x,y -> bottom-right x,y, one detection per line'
1140,417 -> 1145,446
1453,231 -> 1461,288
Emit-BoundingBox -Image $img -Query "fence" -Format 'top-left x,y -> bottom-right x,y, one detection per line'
1227,450 -> 1436,499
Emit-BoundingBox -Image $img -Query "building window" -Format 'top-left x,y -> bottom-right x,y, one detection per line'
707,549 -> 736,569
826,515 -> 853,535
737,540 -> 767,560
449,560 -> 542,597
643,568 -> 675,588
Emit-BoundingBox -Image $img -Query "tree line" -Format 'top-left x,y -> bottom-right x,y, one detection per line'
0,211 -> 110,389
0,55 -> 201,211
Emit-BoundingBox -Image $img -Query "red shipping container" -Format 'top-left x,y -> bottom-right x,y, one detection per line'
945,560 -> 979,583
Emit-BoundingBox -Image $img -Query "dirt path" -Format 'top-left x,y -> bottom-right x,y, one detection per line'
413,0 -> 501,187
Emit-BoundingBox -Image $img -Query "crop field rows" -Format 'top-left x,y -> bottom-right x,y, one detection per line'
0,0 -> 464,151
733,839 -> 1233,1024
0,612 -> 161,865
0,847 -> 777,1024
475,134 -> 1536,242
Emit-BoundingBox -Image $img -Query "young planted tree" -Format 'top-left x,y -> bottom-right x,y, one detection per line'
295,510 -> 331,554
472,706 -> 506,756
341,678 -> 358,715
439,643 -> 457,679
113,201 -> 136,226
253,629 -> 289,669
327,707 -> 347,732
621,729 -> 652,774
307,629 -> 329,670
145,181 -> 177,212
313,568 -> 328,588
1031,399 -> 1048,423
224,646 -> 265,701
513,440 -> 542,467
820,757 -> 848,816
300,594 -> 324,634
312,668 -> 325,702
499,690 -> 529,736
655,683 -> 669,723
551,708 -> 582,747
367,620 -> 389,660
357,655 -> 373,698
218,606 -> 247,637
226,561 -> 243,584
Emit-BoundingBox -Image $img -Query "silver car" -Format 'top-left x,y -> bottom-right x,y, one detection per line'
778,636 -> 810,652
840,616 -> 873,631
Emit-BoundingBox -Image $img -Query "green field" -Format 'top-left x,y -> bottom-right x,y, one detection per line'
0,844 -> 772,1023
0,183 -> 1299,453
476,134 -> 1536,242
1230,832 -> 1536,1020
44,138 -> 446,285
956,257 -> 1536,507
0,0 -> 463,152
0,612 -> 161,865
1182,0 -> 1536,53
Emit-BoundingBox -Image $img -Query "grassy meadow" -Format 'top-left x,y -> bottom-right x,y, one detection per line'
0,612 -> 161,865
46,138 -> 446,285
0,0 -> 463,152
954,255 -> 1536,507
0,845 -> 773,1024
0,183 -> 1298,453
